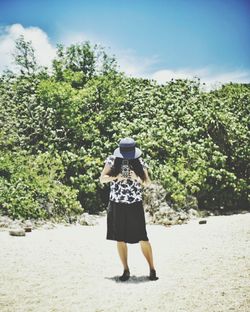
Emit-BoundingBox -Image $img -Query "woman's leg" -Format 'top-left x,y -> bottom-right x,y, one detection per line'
139,240 -> 155,270
117,241 -> 129,270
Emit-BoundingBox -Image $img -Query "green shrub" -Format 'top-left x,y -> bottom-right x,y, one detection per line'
0,150 -> 83,219
0,37 -> 249,218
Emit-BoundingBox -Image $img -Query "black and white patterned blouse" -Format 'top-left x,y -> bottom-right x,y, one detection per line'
105,155 -> 149,204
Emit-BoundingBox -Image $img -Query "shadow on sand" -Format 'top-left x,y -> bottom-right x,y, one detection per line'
105,275 -> 154,283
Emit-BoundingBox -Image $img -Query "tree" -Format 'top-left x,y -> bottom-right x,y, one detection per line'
13,35 -> 38,75
52,42 -> 118,88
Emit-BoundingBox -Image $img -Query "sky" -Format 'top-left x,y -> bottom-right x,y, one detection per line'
0,0 -> 249,87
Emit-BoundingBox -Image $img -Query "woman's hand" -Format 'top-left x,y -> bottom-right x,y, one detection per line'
117,171 -> 139,183
99,164 -> 117,184
116,173 -> 126,182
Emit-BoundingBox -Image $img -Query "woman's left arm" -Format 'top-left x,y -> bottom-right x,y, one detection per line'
142,168 -> 151,187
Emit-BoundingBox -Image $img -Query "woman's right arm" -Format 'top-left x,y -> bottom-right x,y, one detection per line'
99,163 -> 127,185
99,163 -> 116,184
100,164 -> 127,185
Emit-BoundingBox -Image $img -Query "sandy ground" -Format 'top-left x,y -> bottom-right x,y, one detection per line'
0,212 -> 249,312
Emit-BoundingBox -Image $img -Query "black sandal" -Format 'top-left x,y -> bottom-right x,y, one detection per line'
149,269 -> 159,281
119,269 -> 130,281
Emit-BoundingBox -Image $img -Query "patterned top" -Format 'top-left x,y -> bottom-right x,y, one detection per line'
105,155 -> 149,204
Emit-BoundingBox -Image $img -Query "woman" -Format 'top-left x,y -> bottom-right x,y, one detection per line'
100,137 -> 158,281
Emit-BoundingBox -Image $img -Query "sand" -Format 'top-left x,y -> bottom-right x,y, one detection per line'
0,212 -> 249,312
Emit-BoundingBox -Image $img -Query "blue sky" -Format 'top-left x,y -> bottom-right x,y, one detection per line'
0,0 -> 249,86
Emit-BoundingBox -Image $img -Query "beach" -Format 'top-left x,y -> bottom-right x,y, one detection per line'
0,212 -> 249,312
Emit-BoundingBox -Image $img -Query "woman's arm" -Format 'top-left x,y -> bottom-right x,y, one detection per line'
99,163 -> 126,185
142,168 -> 151,187
99,164 -> 116,184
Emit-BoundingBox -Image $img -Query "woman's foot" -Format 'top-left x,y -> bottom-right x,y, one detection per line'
149,269 -> 159,281
119,269 -> 130,281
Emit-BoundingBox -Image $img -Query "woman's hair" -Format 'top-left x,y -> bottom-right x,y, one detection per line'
108,157 -> 146,182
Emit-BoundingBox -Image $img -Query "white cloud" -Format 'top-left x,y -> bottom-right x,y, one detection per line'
0,24 -> 56,72
1,24 -> 249,90
150,67 -> 250,89
114,48 -> 160,77
151,67 -> 208,82
58,30 -> 92,47
100,45 -> 250,89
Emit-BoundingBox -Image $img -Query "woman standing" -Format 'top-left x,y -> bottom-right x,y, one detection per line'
100,137 -> 158,281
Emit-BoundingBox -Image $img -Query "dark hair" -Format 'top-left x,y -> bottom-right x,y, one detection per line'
108,157 -> 146,182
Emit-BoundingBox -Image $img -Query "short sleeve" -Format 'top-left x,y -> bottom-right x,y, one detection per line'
104,155 -> 115,168
139,157 -> 149,169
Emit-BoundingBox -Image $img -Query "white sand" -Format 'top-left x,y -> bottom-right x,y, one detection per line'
0,213 -> 249,312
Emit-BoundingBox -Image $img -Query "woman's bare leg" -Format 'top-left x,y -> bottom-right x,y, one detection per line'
117,241 -> 129,270
139,240 -> 155,270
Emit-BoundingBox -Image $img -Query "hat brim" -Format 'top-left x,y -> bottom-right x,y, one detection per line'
113,147 -> 142,159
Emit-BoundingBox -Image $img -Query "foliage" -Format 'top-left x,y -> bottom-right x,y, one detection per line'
0,150 -> 83,219
0,37 -> 249,219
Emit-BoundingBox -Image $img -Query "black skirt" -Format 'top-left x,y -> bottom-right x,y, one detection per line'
106,200 -> 149,244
